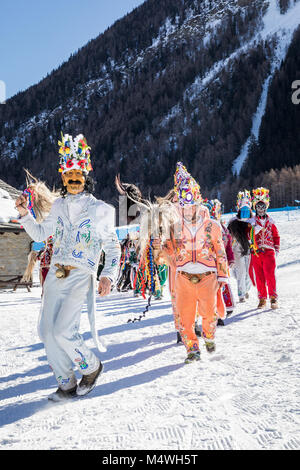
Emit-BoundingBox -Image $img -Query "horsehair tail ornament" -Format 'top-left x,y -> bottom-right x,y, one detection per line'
23,188 -> 36,219
127,239 -> 158,324
127,294 -> 153,323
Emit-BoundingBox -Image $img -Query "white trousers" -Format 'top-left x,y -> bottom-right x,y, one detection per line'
232,254 -> 251,298
38,267 -> 100,390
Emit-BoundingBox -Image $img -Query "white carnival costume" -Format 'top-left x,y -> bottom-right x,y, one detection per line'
19,134 -> 121,394
229,191 -> 252,301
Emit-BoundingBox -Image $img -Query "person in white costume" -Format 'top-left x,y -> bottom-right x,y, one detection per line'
15,133 -> 121,401
228,191 -> 253,302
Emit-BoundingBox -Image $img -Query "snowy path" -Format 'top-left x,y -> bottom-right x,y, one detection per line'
0,211 -> 299,450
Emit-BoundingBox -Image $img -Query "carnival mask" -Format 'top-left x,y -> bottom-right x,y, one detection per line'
183,205 -> 203,224
256,201 -> 267,217
240,206 -> 251,220
62,169 -> 86,195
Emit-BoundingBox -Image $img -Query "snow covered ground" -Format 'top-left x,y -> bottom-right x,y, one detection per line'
0,211 -> 299,450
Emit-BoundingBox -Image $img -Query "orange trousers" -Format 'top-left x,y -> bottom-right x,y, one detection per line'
169,265 -> 180,331
175,273 -> 219,353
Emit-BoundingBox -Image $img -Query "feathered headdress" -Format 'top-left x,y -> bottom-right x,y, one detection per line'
237,190 -> 252,211
174,162 -> 202,206
58,133 -> 92,174
252,187 -> 270,209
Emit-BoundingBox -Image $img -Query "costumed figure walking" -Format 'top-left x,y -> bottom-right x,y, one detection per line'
153,163 -> 229,363
114,175 -> 179,321
15,133 -> 121,401
248,188 -> 280,309
227,191 -> 253,303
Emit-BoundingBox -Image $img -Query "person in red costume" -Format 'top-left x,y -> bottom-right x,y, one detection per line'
248,188 -> 280,310
37,236 -> 54,289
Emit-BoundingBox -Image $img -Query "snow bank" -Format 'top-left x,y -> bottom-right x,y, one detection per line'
0,190 -> 19,223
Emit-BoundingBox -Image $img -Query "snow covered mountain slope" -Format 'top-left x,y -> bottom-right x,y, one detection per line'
232,0 -> 300,175
0,210 -> 299,450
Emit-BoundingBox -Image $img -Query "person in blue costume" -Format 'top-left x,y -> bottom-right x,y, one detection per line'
227,191 -> 253,302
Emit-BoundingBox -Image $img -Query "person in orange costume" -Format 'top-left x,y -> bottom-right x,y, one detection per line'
154,163 -> 229,363
156,189 -> 212,344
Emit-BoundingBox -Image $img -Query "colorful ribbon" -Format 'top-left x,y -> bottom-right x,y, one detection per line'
23,188 -> 36,219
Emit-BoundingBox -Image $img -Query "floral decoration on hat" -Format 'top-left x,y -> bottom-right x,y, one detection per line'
252,187 -> 270,209
174,162 -> 202,206
58,133 -> 93,174
236,190 -> 252,211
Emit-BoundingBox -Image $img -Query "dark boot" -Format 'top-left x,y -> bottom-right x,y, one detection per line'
76,362 -> 104,397
205,341 -> 216,353
194,323 -> 202,337
270,296 -> 278,309
184,351 -> 201,364
176,331 -> 183,344
48,385 -> 77,402
258,298 -> 267,309
217,319 -> 225,326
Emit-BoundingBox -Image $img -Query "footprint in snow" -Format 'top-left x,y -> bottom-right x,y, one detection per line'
208,354 -> 226,361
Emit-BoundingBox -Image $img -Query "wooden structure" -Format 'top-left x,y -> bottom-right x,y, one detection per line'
0,179 -> 33,291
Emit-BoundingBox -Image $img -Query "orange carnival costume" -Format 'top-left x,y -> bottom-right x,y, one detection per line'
160,163 -> 229,363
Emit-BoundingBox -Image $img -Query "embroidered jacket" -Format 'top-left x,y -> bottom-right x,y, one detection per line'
248,215 -> 280,253
161,207 -> 229,281
37,236 -> 54,268
20,193 -> 121,280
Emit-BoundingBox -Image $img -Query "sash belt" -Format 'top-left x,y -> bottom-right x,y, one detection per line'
179,271 -> 215,284
55,264 -> 77,279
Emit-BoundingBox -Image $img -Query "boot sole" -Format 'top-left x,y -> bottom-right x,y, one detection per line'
76,363 -> 104,397
48,387 -> 77,403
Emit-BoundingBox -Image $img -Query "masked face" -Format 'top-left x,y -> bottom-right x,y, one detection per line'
62,169 -> 86,195
183,204 -> 202,223
256,201 -> 267,217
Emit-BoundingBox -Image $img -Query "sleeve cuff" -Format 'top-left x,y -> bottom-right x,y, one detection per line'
218,277 -> 229,284
19,212 -> 32,222
99,275 -> 113,283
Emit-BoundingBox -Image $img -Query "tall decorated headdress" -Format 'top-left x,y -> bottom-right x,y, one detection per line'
236,190 -> 252,211
252,187 -> 270,209
210,199 -> 222,220
58,133 -> 93,174
174,162 -> 202,207
202,198 -> 222,220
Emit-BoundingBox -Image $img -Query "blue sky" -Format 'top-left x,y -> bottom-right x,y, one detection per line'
0,0 -> 145,99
